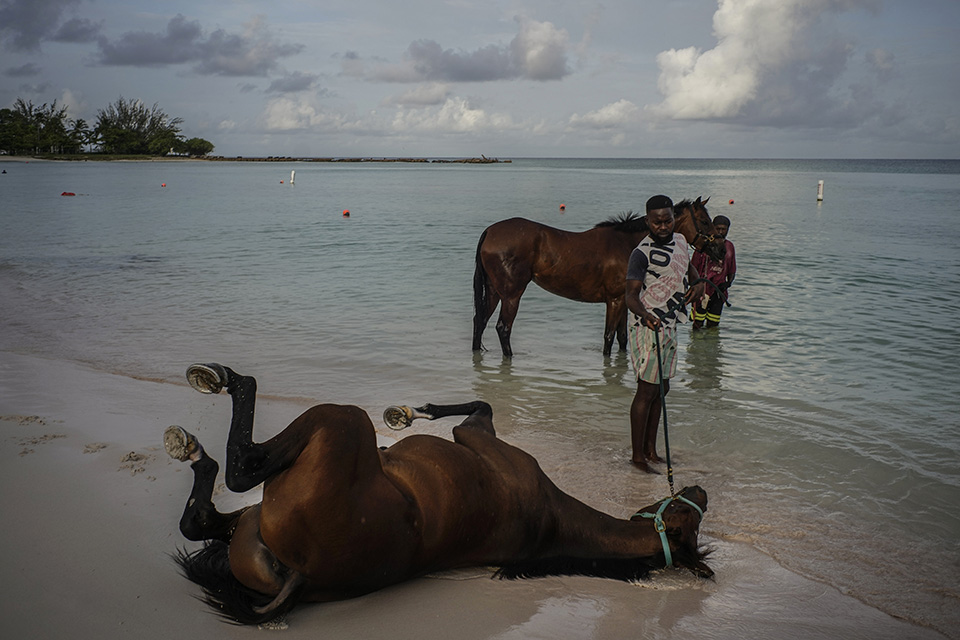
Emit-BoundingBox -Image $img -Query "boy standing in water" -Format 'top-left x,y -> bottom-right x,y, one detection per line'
692,214 -> 736,329
625,195 -> 705,472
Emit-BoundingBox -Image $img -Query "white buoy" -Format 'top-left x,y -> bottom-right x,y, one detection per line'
290,170 -> 296,185
817,179 -> 824,201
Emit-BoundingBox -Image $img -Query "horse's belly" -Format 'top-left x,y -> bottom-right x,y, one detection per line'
533,274 -> 611,303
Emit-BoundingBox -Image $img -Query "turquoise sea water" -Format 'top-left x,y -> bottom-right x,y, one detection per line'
1,157 -> 959,636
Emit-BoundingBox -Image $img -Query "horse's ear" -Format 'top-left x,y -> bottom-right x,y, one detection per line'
694,196 -> 701,205
702,196 -> 710,206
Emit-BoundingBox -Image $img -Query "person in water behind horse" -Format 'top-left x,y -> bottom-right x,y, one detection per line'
625,195 -> 706,473
692,214 -> 736,330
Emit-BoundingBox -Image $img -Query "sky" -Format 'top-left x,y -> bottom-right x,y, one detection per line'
1,0 -> 958,158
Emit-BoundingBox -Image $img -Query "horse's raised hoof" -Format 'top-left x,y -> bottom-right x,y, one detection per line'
383,406 -> 414,430
186,363 -> 227,394
164,425 -> 201,461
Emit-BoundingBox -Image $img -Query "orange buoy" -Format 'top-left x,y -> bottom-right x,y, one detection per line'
342,209 -> 350,217
161,183 -> 166,187
728,199 -> 734,204
61,192 -> 76,196
559,203 -> 566,211
280,180 -> 284,184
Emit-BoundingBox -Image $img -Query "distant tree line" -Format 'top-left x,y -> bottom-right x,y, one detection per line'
0,96 -> 214,157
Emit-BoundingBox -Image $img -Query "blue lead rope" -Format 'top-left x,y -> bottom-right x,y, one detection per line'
646,318 -> 707,568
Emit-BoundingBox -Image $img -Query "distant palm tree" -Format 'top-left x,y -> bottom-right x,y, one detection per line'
68,118 -> 91,153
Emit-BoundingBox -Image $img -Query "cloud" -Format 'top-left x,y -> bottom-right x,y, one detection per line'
865,48 -> 894,81
5,62 -> 41,77
16,81 -> 51,94
367,18 -> 570,83
194,16 -> 304,76
391,97 -> 516,133
383,83 -> 451,107
266,71 -> 320,94
0,0 -> 84,51
510,17 -> 570,80
649,0 -> 890,127
96,14 -> 200,66
95,14 -> 303,77
51,17 -> 101,43
59,87 -> 86,119
568,99 -> 640,129
261,96 -> 362,132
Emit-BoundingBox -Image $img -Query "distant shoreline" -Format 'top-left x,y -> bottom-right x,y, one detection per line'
0,154 -> 511,164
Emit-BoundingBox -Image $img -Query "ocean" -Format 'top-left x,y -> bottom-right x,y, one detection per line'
1,157 -> 958,636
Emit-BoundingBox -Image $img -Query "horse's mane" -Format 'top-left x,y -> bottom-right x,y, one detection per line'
594,211 -> 648,233
594,200 -> 702,233
173,541 -> 303,625
494,545 -> 711,583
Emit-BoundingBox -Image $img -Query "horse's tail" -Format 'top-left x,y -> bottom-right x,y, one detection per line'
472,229 -> 490,351
173,541 -> 305,625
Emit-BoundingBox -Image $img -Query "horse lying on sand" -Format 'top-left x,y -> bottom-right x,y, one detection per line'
166,363 -> 712,625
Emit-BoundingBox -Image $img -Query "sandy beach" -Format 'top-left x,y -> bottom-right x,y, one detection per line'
0,351 -> 947,640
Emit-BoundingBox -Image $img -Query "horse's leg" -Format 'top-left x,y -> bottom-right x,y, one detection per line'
163,425 -> 247,541
186,363 -> 319,493
478,249 -> 530,358
616,310 -> 628,352
603,298 -> 626,355
495,294 -> 523,357
383,400 -> 494,435
473,288 -> 502,352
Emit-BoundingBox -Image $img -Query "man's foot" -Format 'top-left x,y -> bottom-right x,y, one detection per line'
164,425 -> 203,462
645,452 -> 666,464
186,363 -> 228,394
691,321 -> 702,330
631,458 -> 662,474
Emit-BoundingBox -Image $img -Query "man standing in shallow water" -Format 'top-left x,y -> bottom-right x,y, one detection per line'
625,195 -> 705,473
692,214 -> 736,330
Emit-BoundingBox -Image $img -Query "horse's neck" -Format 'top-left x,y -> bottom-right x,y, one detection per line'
674,210 -> 695,242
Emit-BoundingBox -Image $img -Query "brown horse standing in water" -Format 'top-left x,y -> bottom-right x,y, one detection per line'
167,363 -> 711,625
473,198 -> 725,357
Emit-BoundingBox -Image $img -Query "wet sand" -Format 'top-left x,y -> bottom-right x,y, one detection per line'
0,352 -> 946,639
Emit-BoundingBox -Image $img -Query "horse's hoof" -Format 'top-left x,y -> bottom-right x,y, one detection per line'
383,406 -> 414,430
164,425 -> 201,461
186,363 -> 227,394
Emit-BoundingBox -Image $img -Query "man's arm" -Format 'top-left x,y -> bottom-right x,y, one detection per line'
725,242 -> 736,288
626,279 -> 661,331
684,261 -> 706,304
625,248 -> 661,330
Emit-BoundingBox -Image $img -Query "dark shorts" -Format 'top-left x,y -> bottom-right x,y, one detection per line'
693,292 -> 726,324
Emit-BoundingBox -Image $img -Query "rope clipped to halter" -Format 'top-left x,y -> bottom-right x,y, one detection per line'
646,292 -> 715,568
653,328 -> 676,496
633,495 -> 705,568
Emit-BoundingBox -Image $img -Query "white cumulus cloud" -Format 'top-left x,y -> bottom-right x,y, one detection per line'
261,96 -> 360,132
392,97 -> 515,133
650,0 -> 879,124
568,99 -> 640,129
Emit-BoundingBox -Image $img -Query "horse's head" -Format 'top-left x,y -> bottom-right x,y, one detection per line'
675,197 -> 726,262
631,485 -> 713,578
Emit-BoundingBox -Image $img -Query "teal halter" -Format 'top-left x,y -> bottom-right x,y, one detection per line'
634,495 -> 704,568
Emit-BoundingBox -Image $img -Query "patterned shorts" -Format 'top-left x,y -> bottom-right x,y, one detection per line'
628,321 -> 677,384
